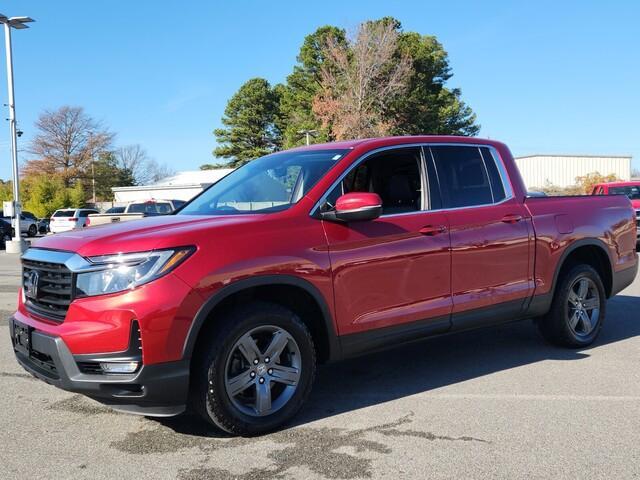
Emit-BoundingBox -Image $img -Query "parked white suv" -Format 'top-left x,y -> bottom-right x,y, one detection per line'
49,208 -> 99,234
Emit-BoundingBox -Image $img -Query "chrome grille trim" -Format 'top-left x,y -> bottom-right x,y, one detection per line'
22,258 -> 73,321
20,248 -> 94,322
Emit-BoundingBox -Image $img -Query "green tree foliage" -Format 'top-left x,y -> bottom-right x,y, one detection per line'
213,78 -> 282,167
0,180 -> 12,203
2,172 -> 104,218
210,17 -> 479,166
21,175 -> 76,218
92,152 -> 136,201
393,29 -> 479,136
278,26 -> 348,148
200,163 -> 229,170
9,153 -> 138,216
69,180 -> 86,207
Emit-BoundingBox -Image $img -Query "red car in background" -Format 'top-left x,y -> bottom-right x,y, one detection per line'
8,136 -> 638,435
592,181 -> 640,246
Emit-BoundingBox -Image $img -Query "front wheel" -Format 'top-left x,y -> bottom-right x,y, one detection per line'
27,224 -> 37,237
538,264 -> 606,347
191,302 -> 316,436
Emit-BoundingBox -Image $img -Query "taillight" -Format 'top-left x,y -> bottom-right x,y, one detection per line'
85,217 -> 91,226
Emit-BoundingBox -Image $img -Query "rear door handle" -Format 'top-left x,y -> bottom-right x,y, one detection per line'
419,225 -> 447,236
501,214 -> 523,224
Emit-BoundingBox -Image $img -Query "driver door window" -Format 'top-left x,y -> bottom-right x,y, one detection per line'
326,148 -> 426,215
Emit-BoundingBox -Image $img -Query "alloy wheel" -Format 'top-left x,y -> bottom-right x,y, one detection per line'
222,325 -> 301,417
567,277 -> 600,337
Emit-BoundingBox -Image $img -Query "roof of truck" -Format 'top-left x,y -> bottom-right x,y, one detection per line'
288,135 -> 505,152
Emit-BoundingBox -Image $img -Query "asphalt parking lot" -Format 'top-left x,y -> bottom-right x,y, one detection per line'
1,252 -> 639,479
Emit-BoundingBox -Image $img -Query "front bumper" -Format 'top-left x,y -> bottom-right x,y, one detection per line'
9,316 -> 189,416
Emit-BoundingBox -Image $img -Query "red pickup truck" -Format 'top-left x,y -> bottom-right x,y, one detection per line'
591,181 -> 640,246
9,136 -> 638,435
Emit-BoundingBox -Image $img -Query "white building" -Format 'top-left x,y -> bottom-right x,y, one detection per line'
514,154 -> 631,189
112,169 -> 234,204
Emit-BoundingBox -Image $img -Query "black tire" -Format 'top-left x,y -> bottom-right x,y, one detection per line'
538,264 -> 606,347
27,224 -> 37,237
191,301 -> 316,436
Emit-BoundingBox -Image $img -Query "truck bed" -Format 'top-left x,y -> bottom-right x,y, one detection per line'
524,194 -> 637,297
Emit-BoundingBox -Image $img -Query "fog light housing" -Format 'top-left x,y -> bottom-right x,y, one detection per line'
99,361 -> 139,374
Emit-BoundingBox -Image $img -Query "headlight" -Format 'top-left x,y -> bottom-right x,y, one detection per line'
75,247 -> 194,297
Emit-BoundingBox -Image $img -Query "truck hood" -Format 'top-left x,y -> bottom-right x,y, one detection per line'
31,214 -> 259,258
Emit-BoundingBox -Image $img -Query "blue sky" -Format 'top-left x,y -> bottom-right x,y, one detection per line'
0,0 -> 638,180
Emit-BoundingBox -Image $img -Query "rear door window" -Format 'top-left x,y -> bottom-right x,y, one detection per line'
430,146 -> 494,208
480,147 -> 507,202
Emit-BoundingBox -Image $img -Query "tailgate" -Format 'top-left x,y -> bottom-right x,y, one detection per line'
88,213 -> 145,226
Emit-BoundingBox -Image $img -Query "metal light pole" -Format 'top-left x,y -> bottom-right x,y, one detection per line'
298,129 -> 317,146
0,14 -> 33,253
91,160 -> 96,204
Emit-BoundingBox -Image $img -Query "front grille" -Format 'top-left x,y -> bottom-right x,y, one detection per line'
22,259 -> 73,321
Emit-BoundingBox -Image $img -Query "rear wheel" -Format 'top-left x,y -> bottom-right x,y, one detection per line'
27,224 -> 37,237
191,302 -> 316,436
539,264 -> 606,347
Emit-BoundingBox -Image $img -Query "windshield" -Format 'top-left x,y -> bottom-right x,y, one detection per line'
609,186 -> 640,200
179,149 -> 348,215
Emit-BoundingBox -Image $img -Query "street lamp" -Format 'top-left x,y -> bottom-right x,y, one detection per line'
297,129 -> 317,146
0,13 -> 34,253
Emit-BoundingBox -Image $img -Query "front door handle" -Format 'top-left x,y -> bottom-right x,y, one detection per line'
419,225 -> 447,236
501,214 -> 523,224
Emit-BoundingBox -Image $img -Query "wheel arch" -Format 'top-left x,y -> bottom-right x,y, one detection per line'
182,275 -> 341,364
552,238 -> 614,298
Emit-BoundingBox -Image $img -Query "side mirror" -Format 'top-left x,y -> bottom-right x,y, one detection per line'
323,192 -> 383,222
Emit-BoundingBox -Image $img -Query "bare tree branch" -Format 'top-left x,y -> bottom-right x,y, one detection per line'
312,21 -> 412,140
114,144 -> 174,185
24,106 -> 114,187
